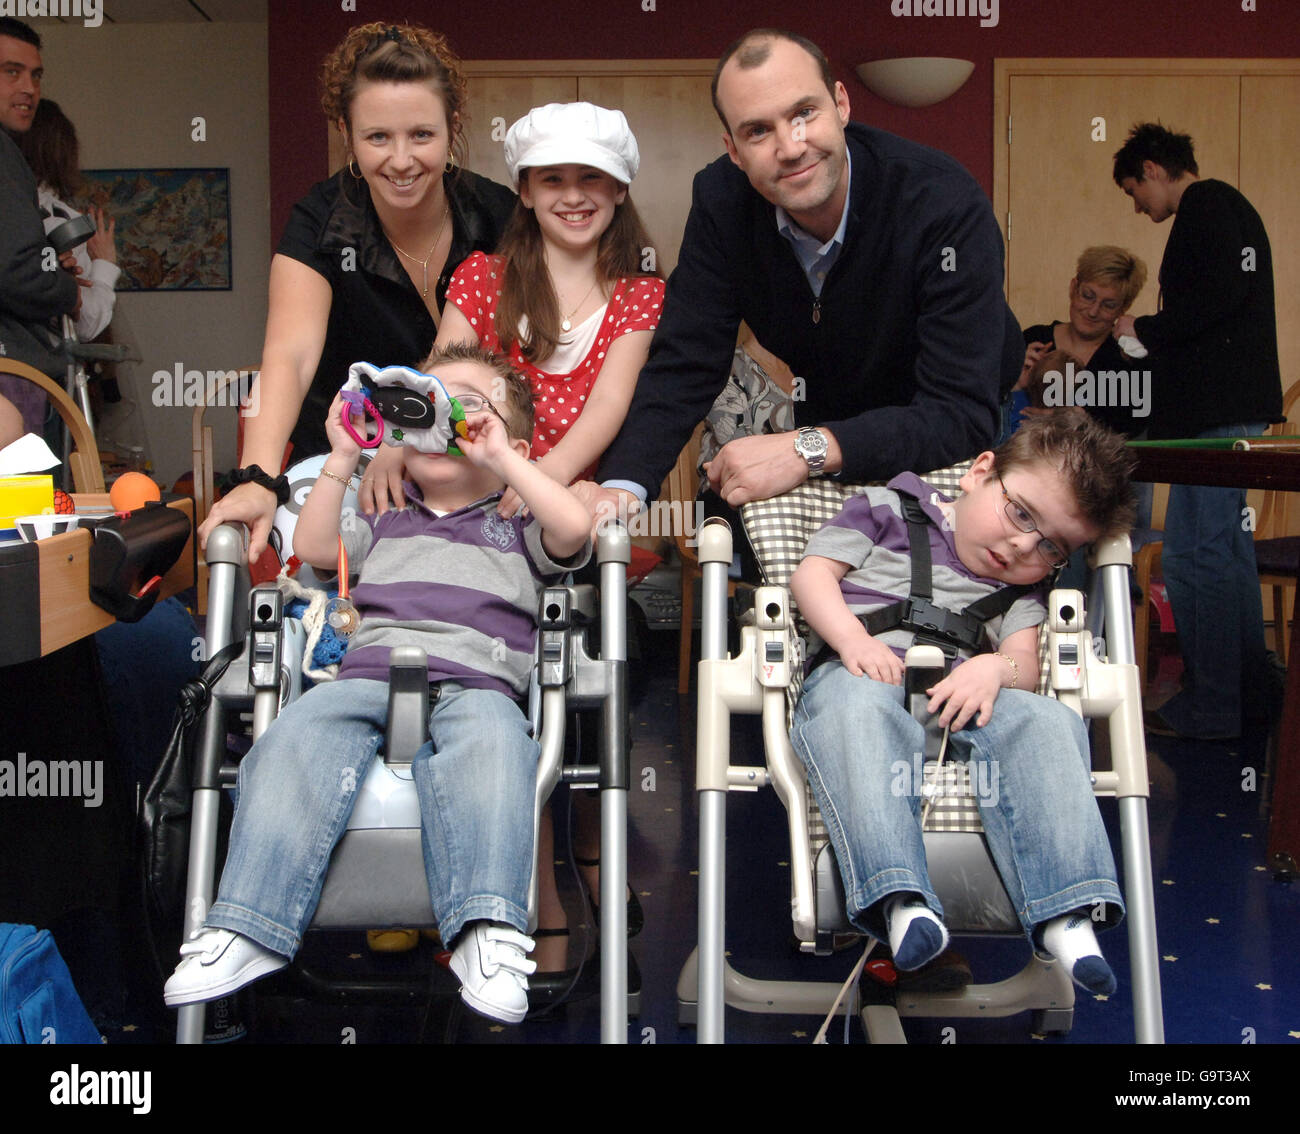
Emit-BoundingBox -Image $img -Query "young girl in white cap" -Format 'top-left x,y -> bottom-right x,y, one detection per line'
363,102 -> 663,976
442,101 -> 663,511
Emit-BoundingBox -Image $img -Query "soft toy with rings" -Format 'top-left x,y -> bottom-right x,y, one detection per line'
339,361 -> 472,455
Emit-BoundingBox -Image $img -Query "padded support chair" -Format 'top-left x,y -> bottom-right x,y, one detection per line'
0,357 -> 105,492
174,520 -> 634,1044
677,472 -> 1164,1044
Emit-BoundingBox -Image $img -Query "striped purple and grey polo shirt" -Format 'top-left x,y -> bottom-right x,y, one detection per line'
337,487 -> 590,697
802,472 -> 1046,663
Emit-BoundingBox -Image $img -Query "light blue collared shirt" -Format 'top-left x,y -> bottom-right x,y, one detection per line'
775,148 -> 852,298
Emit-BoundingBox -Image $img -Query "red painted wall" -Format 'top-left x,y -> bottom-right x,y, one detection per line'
268,0 -> 1299,237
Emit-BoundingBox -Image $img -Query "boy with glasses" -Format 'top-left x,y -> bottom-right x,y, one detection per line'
164,343 -> 591,1024
790,411 -> 1135,993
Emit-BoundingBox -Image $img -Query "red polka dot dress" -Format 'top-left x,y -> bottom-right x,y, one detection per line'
446,252 -> 664,479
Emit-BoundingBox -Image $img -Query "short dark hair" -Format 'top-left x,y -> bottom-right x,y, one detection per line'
419,342 -> 534,443
1112,122 -> 1199,185
711,28 -> 836,134
0,17 -> 41,48
992,408 -> 1137,539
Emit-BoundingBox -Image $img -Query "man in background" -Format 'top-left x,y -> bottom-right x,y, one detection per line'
1113,122 -> 1283,741
0,16 -> 81,434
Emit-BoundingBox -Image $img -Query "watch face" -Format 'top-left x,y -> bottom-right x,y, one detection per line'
797,429 -> 827,459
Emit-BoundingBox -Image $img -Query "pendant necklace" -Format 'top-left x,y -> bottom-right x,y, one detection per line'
386,202 -> 450,297
560,279 -> 599,333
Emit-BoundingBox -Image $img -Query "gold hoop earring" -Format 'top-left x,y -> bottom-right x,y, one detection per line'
445,153 -> 458,173
348,157 -> 362,180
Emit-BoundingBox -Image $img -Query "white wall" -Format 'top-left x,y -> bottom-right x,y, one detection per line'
41,21 -> 269,487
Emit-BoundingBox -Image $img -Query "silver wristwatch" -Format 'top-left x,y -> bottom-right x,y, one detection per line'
794,427 -> 828,477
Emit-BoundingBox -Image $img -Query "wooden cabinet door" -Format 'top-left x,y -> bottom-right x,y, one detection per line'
579,73 -> 724,275
1241,75 -> 1300,391
1004,71 -> 1240,326
460,74 -> 579,189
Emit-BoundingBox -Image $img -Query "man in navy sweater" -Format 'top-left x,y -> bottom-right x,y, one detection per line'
1113,123 -> 1283,741
594,28 -> 1019,516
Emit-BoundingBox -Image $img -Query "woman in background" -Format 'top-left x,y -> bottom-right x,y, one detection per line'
17,97 -> 120,343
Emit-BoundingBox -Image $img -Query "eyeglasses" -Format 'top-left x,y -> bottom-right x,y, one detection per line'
1077,284 -> 1123,315
451,392 -> 505,424
998,477 -> 1070,568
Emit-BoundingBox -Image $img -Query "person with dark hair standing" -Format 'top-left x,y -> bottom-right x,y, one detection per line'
196,22 -> 514,565
1112,122 -> 1283,740
17,97 -> 120,343
0,16 -> 81,435
587,27 -> 1022,527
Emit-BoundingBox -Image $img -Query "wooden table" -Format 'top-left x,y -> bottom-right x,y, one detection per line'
1130,444 -> 1300,877
0,494 -> 195,667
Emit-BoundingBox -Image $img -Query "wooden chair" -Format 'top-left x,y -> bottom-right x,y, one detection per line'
664,422 -> 708,695
192,367 -> 258,612
1254,380 -> 1300,663
0,357 -> 105,492
1132,482 -> 1170,696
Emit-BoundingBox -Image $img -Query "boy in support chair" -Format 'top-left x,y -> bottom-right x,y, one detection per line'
790,411 -> 1134,994
164,344 -> 591,1024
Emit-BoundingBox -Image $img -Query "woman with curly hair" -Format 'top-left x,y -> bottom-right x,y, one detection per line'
197,22 -> 514,563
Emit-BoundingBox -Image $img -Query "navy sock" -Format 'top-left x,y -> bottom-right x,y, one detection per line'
885,894 -> 949,971
1041,913 -> 1116,995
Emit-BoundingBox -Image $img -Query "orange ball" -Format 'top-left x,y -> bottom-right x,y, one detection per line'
109,471 -> 162,512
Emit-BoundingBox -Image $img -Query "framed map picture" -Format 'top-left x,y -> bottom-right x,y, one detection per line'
77,168 -> 232,291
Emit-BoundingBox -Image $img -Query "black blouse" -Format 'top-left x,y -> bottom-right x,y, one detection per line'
277,168 -> 516,460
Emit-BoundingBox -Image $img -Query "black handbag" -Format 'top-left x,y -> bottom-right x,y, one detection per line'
137,640 -> 243,982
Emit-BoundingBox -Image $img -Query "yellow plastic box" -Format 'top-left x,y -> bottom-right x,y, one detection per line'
0,475 -> 54,530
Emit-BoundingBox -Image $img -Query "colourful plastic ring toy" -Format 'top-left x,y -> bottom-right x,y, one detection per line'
340,394 -> 384,449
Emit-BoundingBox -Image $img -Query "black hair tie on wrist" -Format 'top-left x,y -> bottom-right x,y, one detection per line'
229,464 -> 290,506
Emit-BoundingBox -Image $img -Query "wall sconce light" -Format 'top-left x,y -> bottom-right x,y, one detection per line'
854,57 -> 975,108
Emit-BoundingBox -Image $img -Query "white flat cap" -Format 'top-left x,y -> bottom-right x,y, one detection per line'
504,101 -> 640,188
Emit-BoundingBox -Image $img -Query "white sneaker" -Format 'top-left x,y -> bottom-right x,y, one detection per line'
163,928 -> 288,1007
449,922 -> 537,1024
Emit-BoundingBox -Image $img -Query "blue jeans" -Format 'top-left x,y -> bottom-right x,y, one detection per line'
206,678 -> 537,957
791,662 -> 1123,945
1159,422 -> 1268,737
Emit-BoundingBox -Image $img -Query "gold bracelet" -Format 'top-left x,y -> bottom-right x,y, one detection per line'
318,468 -> 354,488
994,651 -> 1020,688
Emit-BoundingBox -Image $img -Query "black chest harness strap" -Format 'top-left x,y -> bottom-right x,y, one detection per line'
859,488 -> 1035,660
